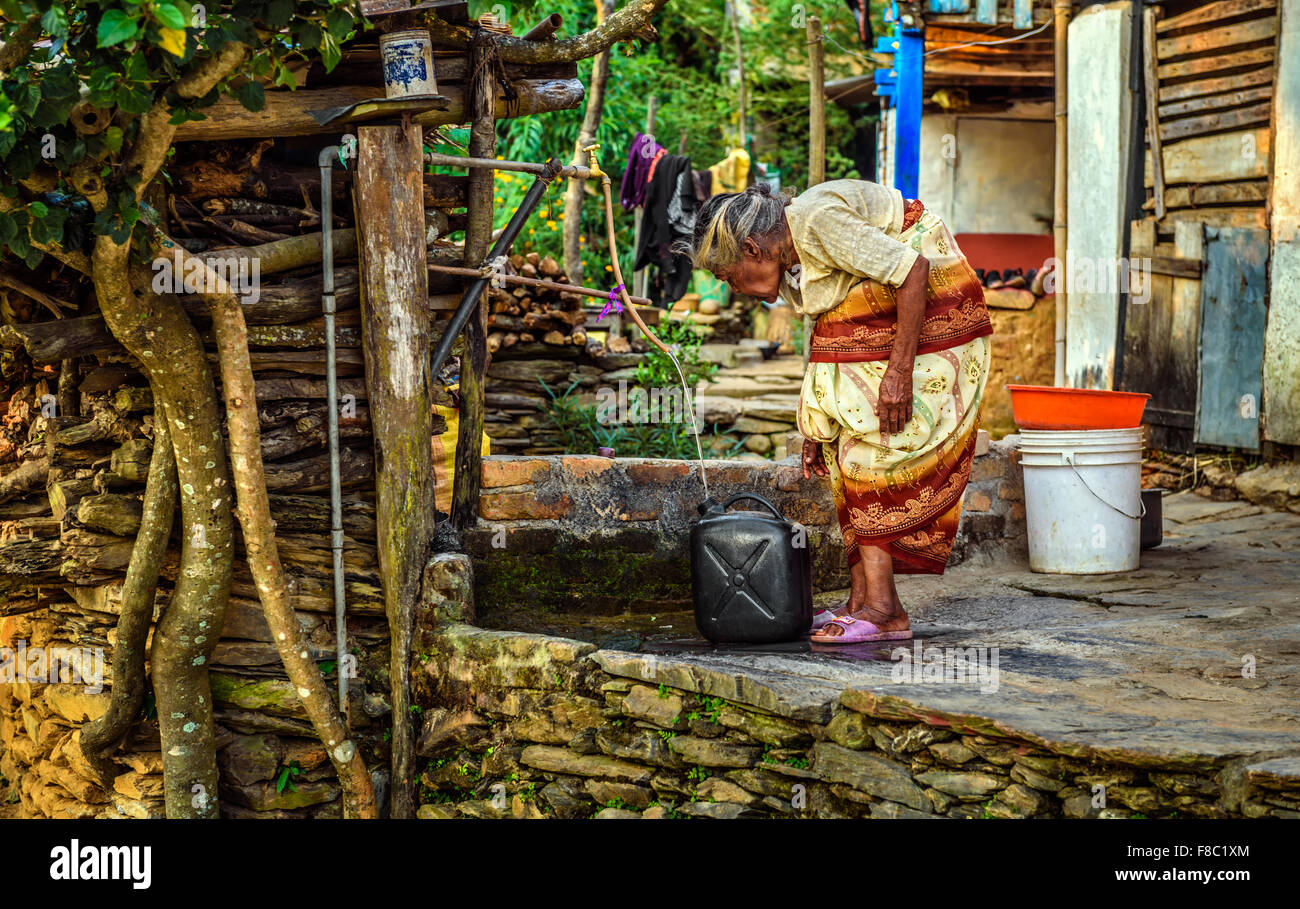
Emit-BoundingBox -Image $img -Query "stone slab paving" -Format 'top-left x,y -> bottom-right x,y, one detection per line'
604,491 -> 1300,771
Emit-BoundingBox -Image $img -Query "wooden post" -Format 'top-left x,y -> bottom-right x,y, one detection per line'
731,5 -> 747,149
805,15 -> 825,367
632,95 -> 657,302
452,33 -> 496,537
1053,0 -> 1071,387
355,118 -> 435,819
808,16 -> 826,189
1142,5 -> 1166,221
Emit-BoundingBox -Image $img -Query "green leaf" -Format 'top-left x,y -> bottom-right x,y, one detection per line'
116,85 -> 153,115
319,31 -> 341,73
154,3 -> 187,30
15,83 -> 40,117
40,6 -> 67,36
28,201 -> 47,218
325,9 -> 353,39
102,126 -> 123,153
0,213 -> 15,245
265,0 -> 293,28
234,81 -> 265,113
97,10 -> 140,48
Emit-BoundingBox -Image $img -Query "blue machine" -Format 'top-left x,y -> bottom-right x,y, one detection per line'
873,2 -> 924,199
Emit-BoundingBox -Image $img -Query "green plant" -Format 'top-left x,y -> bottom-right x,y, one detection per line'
686,766 -> 712,782
634,319 -> 717,391
657,683 -> 671,699
698,696 -> 724,725
275,761 -> 303,794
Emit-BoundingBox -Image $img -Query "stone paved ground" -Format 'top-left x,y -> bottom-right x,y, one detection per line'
525,491 -> 1300,770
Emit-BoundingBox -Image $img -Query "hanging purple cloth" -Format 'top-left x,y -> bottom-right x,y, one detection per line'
620,132 -> 663,210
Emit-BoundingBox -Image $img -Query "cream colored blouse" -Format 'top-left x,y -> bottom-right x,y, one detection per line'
781,179 -> 920,317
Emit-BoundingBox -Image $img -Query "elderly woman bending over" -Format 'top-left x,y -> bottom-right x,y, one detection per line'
681,181 -> 993,644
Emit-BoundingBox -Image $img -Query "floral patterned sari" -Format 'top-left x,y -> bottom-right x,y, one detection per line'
796,201 -> 993,573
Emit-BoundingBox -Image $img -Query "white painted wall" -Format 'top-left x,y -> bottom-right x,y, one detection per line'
918,114 -> 1055,235
1264,0 -> 1300,444
1066,1 -> 1135,390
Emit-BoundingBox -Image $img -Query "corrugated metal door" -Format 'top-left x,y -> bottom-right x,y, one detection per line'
1195,226 -> 1269,451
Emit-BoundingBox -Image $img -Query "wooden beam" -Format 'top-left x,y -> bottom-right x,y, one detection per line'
1144,6 -> 1167,220
1157,66 -> 1273,104
175,79 -> 585,143
451,34 -> 497,537
1156,0 -> 1275,34
1156,15 -> 1277,60
1159,206 -> 1268,230
1156,46 -> 1273,81
354,120 -> 436,820
1159,101 -> 1272,142
1145,127 -> 1271,185
1146,179 -> 1270,210
1147,255 -> 1203,278
1158,84 -> 1272,119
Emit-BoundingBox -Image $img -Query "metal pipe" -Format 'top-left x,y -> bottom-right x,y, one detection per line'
430,158 -> 563,377
424,152 -> 591,181
1054,0 -> 1071,387
427,263 -> 653,306
318,141 -> 350,724
522,13 -> 563,41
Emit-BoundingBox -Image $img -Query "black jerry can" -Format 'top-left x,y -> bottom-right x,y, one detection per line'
690,493 -> 813,644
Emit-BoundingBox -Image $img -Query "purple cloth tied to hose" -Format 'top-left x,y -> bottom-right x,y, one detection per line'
620,132 -> 663,210
599,284 -> 626,321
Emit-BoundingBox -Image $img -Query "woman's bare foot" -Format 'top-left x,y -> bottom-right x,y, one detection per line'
812,545 -> 910,639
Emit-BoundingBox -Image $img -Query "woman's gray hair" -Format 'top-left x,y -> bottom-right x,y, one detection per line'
674,182 -> 791,273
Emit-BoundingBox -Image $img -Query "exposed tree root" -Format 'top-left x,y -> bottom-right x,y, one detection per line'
79,404 -> 177,784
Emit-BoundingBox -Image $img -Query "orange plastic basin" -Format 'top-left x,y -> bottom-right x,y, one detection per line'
1006,385 -> 1150,431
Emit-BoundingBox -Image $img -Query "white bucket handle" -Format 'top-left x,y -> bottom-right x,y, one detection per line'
1063,453 -> 1146,521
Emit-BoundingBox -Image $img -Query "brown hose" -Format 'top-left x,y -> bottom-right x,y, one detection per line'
597,174 -> 674,356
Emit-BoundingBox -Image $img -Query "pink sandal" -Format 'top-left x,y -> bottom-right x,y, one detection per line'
810,604 -> 849,631
810,614 -> 913,644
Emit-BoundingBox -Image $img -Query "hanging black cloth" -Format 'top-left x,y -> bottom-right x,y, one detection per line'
633,153 -> 697,306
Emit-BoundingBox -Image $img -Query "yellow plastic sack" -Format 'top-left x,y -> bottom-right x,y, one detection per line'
432,403 -> 491,514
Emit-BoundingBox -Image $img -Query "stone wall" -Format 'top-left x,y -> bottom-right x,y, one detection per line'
410,624 -> 1300,819
465,440 -> 1026,616
1,443 -> 1027,819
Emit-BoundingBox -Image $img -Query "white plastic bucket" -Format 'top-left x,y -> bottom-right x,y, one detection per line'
1018,427 -> 1144,574
380,29 -> 438,98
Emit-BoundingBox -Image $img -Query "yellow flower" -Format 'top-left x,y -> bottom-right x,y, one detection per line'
528,228 -> 535,235
546,220 -> 558,230
604,265 -> 613,272
495,197 -> 504,204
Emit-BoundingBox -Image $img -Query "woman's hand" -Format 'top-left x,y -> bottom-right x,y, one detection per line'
877,363 -> 914,435
802,438 -> 829,479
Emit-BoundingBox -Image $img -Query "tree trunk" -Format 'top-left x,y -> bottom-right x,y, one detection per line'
562,0 -> 615,285
354,121 -> 437,819
91,245 -> 235,819
166,241 -> 378,819
78,404 -> 177,783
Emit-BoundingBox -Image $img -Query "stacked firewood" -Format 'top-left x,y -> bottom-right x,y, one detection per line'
485,253 -> 591,353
